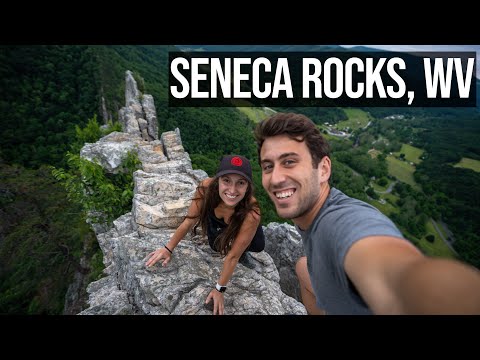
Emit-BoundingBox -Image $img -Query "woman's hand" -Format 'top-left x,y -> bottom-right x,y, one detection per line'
145,247 -> 172,268
205,289 -> 225,315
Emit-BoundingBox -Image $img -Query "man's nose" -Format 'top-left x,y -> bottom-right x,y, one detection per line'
270,165 -> 286,185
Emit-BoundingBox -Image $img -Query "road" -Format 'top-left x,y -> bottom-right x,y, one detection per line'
376,181 -> 397,194
431,219 -> 458,255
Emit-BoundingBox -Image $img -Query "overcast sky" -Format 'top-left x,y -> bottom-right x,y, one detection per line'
341,45 -> 479,78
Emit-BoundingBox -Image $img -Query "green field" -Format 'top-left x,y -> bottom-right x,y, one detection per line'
453,157 -> 480,173
372,180 -> 389,192
368,186 -> 399,216
383,193 -> 399,207
416,220 -> 457,259
336,108 -> 371,131
386,155 -> 420,190
394,144 -> 424,164
236,106 -> 275,123
368,197 -> 398,216
434,221 -> 449,241
318,126 -> 352,144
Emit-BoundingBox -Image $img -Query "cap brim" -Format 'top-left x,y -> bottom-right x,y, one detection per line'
215,170 -> 252,183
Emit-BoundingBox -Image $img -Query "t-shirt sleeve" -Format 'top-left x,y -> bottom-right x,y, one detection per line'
323,203 -> 405,289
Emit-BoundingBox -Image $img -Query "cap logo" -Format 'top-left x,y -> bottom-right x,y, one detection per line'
231,156 -> 243,167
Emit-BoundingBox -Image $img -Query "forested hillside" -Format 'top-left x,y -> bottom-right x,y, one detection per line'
353,109 -> 480,267
0,45 -> 479,314
0,45 -> 282,313
0,162 -> 101,314
0,45 -> 100,168
413,115 -> 480,266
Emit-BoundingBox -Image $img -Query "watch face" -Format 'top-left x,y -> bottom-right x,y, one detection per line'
216,284 -> 227,293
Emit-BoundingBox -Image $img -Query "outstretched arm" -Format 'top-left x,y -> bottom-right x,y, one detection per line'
344,235 -> 480,314
145,179 -> 209,268
394,257 -> 480,314
205,210 -> 261,315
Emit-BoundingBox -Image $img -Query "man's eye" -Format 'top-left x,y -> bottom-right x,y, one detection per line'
262,164 -> 272,171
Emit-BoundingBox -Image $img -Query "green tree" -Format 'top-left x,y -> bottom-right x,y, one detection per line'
377,177 -> 388,186
51,118 -> 140,225
366,187 -> 378,199
0,163 -> 97,314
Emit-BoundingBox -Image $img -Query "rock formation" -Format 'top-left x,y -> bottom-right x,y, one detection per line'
78,71 -> 306,315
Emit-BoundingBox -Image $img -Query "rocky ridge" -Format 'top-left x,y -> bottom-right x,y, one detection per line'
78,71 -> 306,315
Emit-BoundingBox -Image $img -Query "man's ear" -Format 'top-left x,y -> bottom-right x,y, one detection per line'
319,156 -> 331,182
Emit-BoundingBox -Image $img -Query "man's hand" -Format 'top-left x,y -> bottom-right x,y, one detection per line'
205,289 -> 225,315
145,247 -> 172,268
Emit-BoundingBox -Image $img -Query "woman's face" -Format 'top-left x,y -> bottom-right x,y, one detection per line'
218,174 -> 249,207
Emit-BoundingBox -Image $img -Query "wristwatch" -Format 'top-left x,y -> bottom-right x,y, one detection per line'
215,283 -> 227,293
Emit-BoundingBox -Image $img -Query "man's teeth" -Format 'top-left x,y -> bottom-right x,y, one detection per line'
275,190 -> 294,199
226,194 -> 237,199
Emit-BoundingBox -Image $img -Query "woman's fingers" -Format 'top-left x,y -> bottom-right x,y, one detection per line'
162,256 -> 171,267
146,249 -> 161,267
213,299 -> 219,315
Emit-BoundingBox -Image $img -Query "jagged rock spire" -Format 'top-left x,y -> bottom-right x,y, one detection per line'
118,70 -> 158,141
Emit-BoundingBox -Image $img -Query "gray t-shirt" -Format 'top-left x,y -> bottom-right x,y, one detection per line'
296,187 -> 405,315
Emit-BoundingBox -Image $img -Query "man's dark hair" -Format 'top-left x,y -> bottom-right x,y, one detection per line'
254,112 -> 330,168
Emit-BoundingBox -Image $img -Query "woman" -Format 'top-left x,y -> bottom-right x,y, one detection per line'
145,155 -> 265,315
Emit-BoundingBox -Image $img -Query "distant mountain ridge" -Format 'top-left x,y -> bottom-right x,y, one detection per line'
345,45 -> 480,104
176,44 -> 345,52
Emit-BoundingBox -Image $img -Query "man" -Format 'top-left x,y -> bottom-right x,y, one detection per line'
255,112 -> 480,314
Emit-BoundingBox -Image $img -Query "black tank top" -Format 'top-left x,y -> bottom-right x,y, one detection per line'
205,208 -> 265,254
207,208 -> 228,251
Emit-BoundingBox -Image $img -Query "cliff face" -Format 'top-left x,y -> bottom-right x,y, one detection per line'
78,71 -> 306,315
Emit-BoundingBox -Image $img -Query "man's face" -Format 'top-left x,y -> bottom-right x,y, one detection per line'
260,134 -> 325,228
